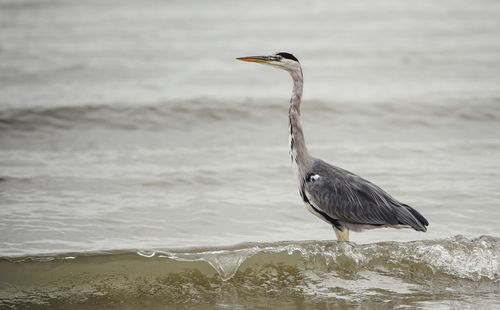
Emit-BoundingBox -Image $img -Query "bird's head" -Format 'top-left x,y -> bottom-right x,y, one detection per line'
237,52 -> 300,73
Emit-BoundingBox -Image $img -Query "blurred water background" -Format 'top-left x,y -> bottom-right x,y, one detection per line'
1,0 -> 500,308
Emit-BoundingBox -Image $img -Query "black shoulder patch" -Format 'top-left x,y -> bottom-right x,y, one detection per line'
276,52 -> 299,62
305,172 -> 319,183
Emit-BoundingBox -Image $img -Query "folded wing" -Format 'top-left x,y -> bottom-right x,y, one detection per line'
303,160 -> 428,231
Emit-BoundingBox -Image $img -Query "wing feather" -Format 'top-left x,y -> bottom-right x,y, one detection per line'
303,160 -> 427,231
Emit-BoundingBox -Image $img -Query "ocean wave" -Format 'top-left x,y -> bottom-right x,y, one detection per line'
1,236 -> 498,308
135,235 -> 500,282
3,235 -> 498,282
1,98 -> 500,132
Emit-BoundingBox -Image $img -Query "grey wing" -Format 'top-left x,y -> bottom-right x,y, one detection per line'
303,160 -> 428,231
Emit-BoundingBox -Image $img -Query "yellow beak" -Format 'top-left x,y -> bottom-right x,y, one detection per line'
236,55 -> 274,64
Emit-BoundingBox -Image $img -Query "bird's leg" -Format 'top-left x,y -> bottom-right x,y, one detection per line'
334,226 -> 349,241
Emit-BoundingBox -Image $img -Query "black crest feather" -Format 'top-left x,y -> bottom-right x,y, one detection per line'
276,52 -> 299,62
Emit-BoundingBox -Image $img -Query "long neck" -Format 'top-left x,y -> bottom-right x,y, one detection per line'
288,68 -> 311,178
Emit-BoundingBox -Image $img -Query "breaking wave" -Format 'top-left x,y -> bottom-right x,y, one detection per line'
134,235 -> 499,282
1,236 -> 498,308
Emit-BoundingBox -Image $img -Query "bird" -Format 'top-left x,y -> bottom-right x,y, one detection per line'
237,52 -> 429,241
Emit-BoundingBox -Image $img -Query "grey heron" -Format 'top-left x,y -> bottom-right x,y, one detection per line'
237,52 -> 429,241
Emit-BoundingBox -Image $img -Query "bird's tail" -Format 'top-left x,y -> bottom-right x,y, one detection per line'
400,204 -> 429,232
